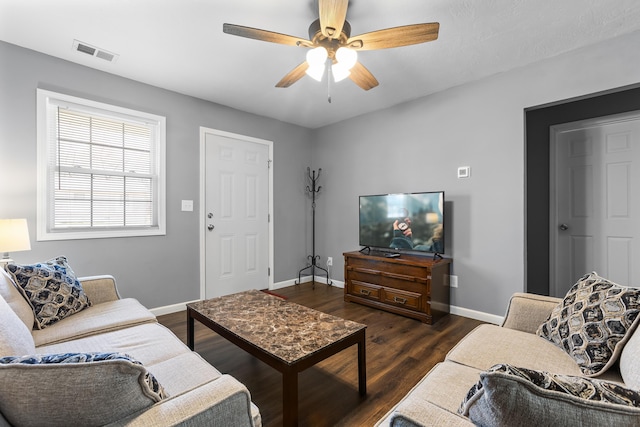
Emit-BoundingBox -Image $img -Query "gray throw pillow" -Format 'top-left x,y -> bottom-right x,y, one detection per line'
0,352 -> 166,426
459,364 -> 640,426
536,272 -> 640,376
4,256 -> 91,329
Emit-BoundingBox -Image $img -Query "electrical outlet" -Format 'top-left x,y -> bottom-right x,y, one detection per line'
327,257 -> 333,266
450,275 -> 458,288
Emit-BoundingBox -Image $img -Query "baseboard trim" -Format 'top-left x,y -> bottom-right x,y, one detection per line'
450,305 -> 503,325
271,276 -> 344,289
150,300 -> 199,316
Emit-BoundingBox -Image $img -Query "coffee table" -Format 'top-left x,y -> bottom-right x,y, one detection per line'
186,289 -> 367,427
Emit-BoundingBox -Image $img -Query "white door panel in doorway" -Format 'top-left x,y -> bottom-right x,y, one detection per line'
551,112 -> 640,297
200,128 -> 273,299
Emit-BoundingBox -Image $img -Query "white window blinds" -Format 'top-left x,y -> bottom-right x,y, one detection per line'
37,89 -> 166,240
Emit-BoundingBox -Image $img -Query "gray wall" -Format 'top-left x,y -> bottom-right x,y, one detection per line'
312,30 -> 640,316
2,29 -> 640,317
0,41 -> 313,309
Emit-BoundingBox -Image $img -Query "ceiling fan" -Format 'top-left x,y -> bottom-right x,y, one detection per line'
223,0 -> 439,91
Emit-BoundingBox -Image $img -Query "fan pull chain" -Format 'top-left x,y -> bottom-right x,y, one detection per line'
327,61 -> 332,103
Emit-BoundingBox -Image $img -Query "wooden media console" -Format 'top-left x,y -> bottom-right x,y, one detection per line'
343,251 -> 452,324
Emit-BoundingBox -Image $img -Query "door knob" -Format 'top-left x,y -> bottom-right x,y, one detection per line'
207,213 -> 213,219
559,224 -> 569,231
207,224 -> 215,231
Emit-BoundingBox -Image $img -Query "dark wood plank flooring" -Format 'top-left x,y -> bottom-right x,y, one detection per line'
157,283 -> 485,427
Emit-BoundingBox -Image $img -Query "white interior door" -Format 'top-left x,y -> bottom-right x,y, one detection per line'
202,129 -> 272,298
551,112 -> 640,297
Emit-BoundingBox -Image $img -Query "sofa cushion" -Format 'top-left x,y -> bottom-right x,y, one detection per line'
459,364 -> 640,427
0,295 -> 36,356
537,272 -> 640,376
0,268 -> 34,329
380,362 -> 481,426
5,257 -> 91,329
0,352 -> 166,426
145,351 -> 223,397
37,322 -> 190,367
446,324 -> 582,375
32,297 -> 156,347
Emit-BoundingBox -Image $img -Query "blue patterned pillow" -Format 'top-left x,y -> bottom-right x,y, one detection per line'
4,256 -> 91,329
0,352 -> 166,426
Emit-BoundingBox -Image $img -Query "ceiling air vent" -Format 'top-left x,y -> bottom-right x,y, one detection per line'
72,40 -> 119,63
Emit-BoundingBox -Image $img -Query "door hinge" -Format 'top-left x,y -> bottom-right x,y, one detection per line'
268,159 -> 272,169
268,267 -> 271,276
268,213 -> 271,223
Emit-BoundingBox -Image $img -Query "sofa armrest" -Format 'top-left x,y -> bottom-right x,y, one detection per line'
106,375 -> 260,427
501,292 -> 561,334
79,275 -> 121,305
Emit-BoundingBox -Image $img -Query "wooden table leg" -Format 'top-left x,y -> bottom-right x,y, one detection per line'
358,330 -> 367,396
282,368 -> 298,427
187,308 -> 195,350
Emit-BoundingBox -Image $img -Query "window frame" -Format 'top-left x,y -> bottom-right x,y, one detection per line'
36,89 -> 166,241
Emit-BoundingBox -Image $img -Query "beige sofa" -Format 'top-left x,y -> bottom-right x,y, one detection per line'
376,288 -> 640,426
0,268 -> 261,427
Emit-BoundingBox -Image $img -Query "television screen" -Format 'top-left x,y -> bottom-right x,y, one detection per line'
359,192 -> 444,254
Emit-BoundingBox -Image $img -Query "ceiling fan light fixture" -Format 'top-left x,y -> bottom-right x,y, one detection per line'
305,46 -> 328,81
335,47 -> 357,70
223,1 -> 438,92
306,64 -> 326,81
306,47 -> 328,67
331,63 -> 351,82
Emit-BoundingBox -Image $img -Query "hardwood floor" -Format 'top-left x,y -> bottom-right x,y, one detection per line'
157,283 -> 485,427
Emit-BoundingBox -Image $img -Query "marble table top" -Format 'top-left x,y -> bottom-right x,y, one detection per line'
187,290 -> 366,365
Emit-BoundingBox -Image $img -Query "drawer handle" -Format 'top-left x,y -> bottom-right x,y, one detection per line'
360,289 -> 371,296
393,296 -> 407,304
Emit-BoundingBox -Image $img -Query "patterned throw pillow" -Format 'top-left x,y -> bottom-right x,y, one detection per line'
0,352 -> 166,426
459,364 -> 640,426
4,256 -> 91,329
536,272 -> 640,376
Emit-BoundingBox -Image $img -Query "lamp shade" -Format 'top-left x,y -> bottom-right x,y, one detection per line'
0,219 -> 31,253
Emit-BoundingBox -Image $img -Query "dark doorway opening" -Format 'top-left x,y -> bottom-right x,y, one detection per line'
525,83 -> 640,296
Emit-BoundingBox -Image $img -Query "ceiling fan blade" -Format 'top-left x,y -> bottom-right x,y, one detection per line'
318,0 -> 349,39
347,23 -> 440,51
223,23 -> 310,47
275,62 -> 310,88
349,62 -> 379,91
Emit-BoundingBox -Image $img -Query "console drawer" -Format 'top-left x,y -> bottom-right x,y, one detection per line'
351,280 -> 381,301
382,288 -> 421,311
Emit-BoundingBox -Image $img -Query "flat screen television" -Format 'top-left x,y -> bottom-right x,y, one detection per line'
359,191 -> 445,255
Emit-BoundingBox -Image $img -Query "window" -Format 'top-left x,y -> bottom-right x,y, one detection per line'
37,89 -> 166,240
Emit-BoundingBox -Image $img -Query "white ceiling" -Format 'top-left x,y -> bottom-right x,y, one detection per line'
2,0 -> 640,129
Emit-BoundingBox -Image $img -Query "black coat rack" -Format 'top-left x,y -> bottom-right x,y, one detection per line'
296,167 -> 332,288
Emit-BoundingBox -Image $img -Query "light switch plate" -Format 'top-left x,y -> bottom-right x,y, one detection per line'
181,200 -> 193,212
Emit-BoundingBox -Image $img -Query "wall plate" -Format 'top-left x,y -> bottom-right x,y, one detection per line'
457,166 -> 471,179
181,200 -> 194,211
